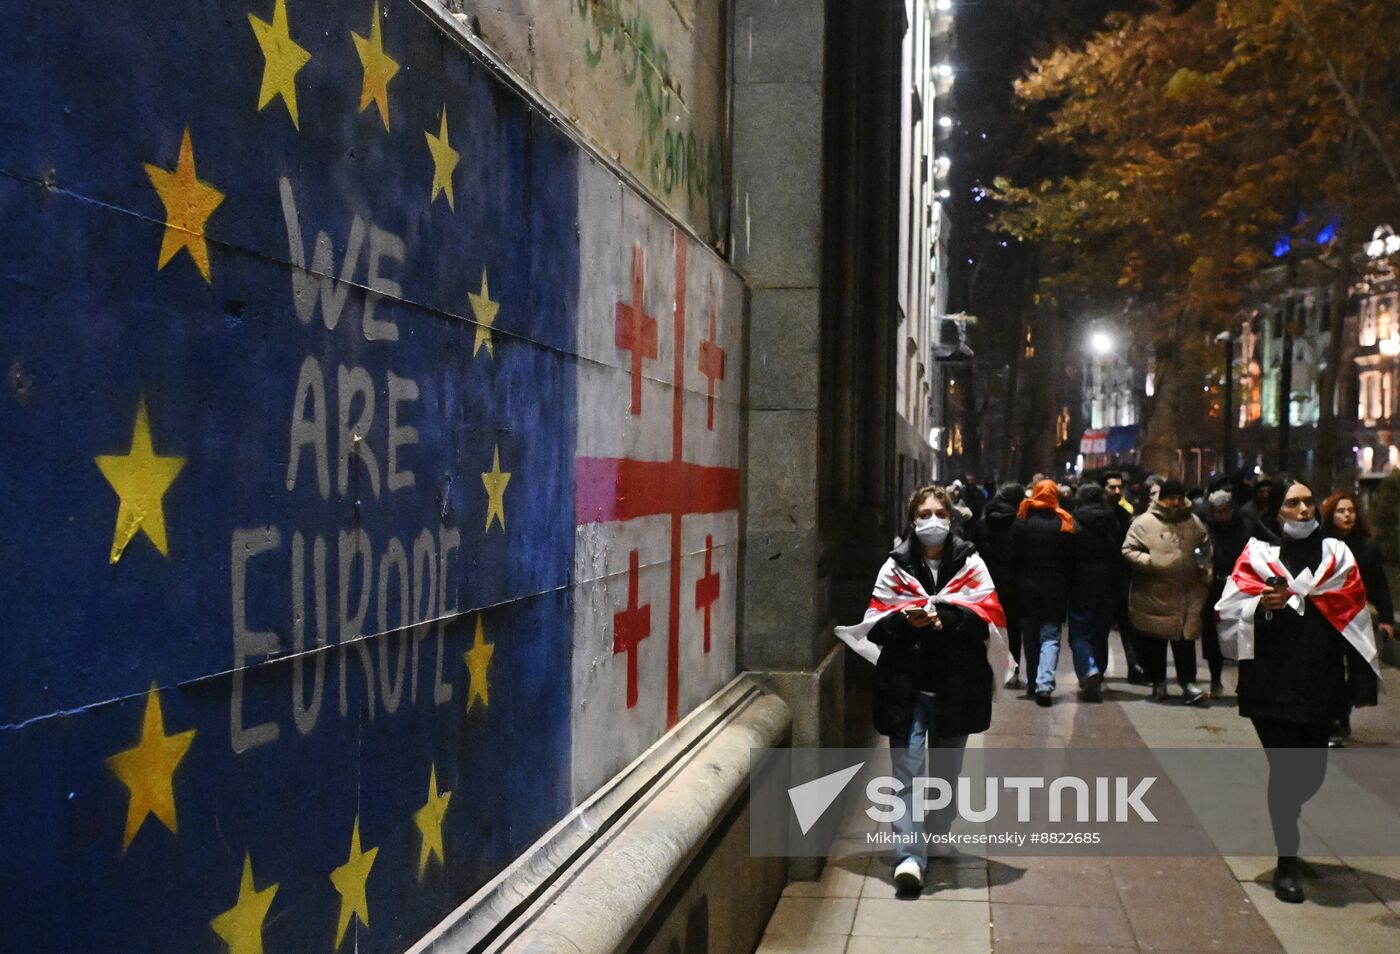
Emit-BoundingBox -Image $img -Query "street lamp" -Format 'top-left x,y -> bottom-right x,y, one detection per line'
938,116 -> 954,129
936,0 -> 953,11
936,63 -> 954,79
1089,330 -> 1113,356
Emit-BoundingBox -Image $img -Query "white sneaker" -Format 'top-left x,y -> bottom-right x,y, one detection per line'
894,857 -> 924,893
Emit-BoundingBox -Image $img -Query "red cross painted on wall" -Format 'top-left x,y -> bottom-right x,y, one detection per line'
698,280 -> 726,431
578,234 -> 740,727
612,549 -> 652,709
695,534 -> 720,654
615,244 -> 657,416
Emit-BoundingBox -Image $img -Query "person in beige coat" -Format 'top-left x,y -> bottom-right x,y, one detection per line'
1122,479 -> 1213,705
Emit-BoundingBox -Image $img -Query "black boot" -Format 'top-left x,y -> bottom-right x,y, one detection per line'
1272,856 -> 1305,903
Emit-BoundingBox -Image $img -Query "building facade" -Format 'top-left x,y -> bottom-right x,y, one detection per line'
895,0 -> 955,503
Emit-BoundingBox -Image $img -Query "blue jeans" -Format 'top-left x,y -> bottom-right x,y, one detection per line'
1027,615 -> 1098,693
889,692 -> 969,868
1067,601 -> 1113,684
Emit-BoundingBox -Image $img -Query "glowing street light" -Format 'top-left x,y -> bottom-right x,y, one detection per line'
936,0 -> 953,11
937,115 -> 954,129
1089,330 -> 1113,356
936,63 -> 954,79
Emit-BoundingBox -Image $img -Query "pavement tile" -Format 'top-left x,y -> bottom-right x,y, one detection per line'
762,897 -> 858,937
847,937 -> 989,954
990,901 -> 1137,948
783,857 -> 871,898
1241,882 -> 1400,954
754,933 -> 849,954
996,941 -> 1136,946
851,897 -> 991,941
1114,868 -> 1283,952
988,859 -> 1122,907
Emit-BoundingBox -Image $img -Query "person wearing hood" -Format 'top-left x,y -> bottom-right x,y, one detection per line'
1238,476 -> 1274,539
1122,479 -> 1213,705
1066,484 -> 1120,701
1321,491 -> 1394,746
1215,480 -> 1382,903
860,485 -> 999,894
971,483 -> 1026,686
1202,490 -> 1250,698
1012,479 -> 1077,706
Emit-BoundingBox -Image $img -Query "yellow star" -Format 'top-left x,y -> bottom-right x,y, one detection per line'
330,815 -> 378,950
464,615 -> 494,711
481,445 -> 511,532
106,685 -> 196,852
143,128 -> 225,282
413,765 -> 452,878
424,106 -> 460,210
247,0 -> 312,130
95,397 -> 186,563
352,2 -> 399,130
210,853 -> 279,954
468,268 -> 499,358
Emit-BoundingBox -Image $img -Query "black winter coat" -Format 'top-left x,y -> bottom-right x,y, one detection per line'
1237,530 -> 1380,725
1331,531 -> 1395,626
971,499 -> 1019,618
1011,509 -> 1075,621
1069,503 -> 1122,606
868,532 -> 994,741
1206,512 -> 1251,594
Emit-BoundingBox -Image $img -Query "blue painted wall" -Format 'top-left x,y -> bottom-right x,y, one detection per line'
0,0 -> 582,949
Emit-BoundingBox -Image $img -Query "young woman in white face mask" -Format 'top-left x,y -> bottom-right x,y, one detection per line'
1215,480 -> 1382,903
851,486 -> 1008,895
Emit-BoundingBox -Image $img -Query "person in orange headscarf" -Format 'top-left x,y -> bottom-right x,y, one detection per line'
1012,479 -> 1079,705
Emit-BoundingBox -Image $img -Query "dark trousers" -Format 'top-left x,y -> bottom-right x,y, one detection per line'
1116,596 -> 1143,673
1019,615 -> 1061,687
1068,599 -> 1113,678
1199,607 -> 1225,684
1139,637 -> 1198,686
1005,607 -> 1022,671
1251,718 -> 1332,857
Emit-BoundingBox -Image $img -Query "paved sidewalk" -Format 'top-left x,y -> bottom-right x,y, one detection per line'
755,646 -> 1400,953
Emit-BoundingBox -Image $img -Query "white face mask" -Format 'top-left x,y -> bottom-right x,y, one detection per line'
1282,517 -> 1318,540
914,515 -> 951,548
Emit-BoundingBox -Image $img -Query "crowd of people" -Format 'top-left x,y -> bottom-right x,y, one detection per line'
846,470 -> 1391,904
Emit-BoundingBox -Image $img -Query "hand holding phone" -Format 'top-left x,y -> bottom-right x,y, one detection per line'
1259,575 -> 1289,612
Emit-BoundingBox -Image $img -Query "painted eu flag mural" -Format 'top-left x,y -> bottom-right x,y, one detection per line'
0,0 -> 578,949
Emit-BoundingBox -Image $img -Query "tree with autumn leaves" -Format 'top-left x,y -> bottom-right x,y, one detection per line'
991,0 -> 1400,486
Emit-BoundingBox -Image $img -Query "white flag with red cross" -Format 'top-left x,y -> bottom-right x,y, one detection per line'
569,161 -> 742,801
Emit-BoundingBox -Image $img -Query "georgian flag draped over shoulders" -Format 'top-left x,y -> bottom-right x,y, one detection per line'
836,553 -> 1015,688
1215,537 -> 1382,680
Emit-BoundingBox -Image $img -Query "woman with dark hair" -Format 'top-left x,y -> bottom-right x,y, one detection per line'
836,486 -> 1011,894
971,483 -> 1026,686
1321,491 -> 1394,746
1216,480 -> 1382,903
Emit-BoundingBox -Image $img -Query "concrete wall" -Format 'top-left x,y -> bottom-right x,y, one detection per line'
457,0 -> 730,247
0,0 -> 742,950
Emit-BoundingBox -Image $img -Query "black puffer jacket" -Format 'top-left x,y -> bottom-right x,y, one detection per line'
1012,509 -> 1075,621
1070,502 -> 1122,605
868,532 -> 993,740
1237,529 -> 1379,724
971,498 -> 1019,618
